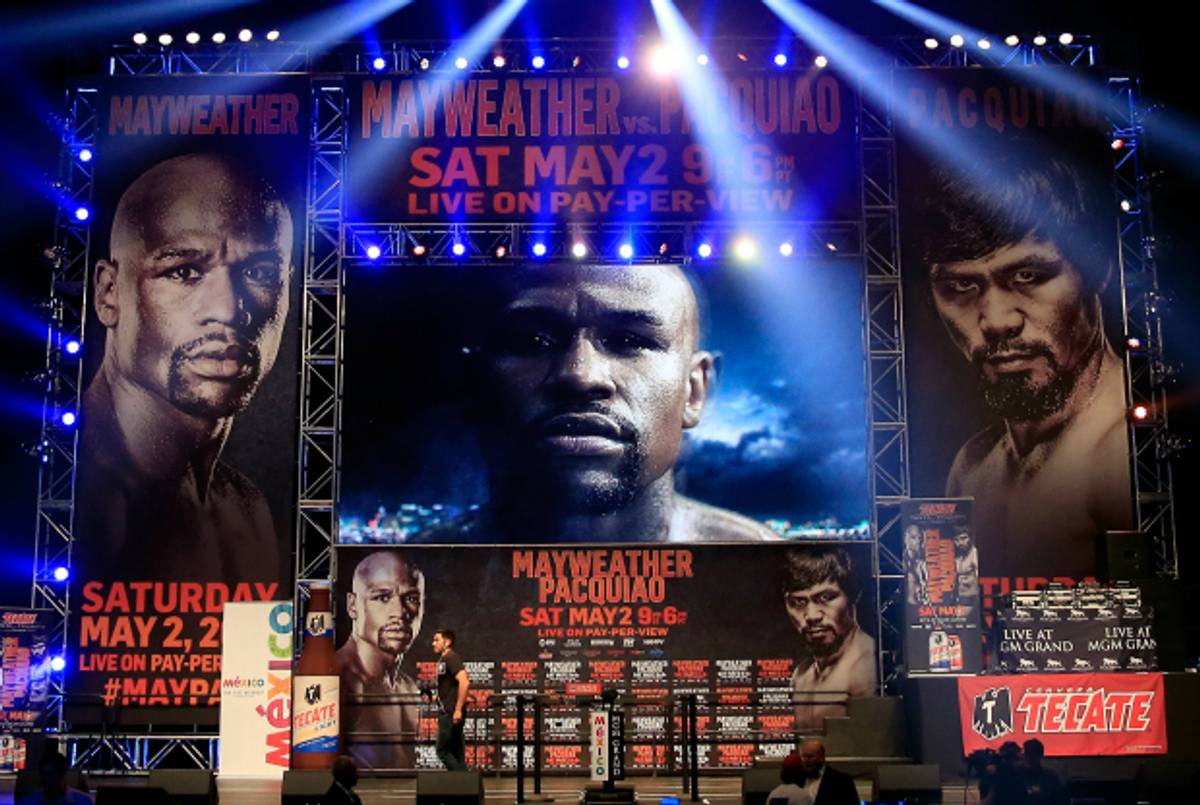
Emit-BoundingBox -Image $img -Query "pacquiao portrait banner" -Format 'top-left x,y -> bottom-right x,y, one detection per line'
346,72 -> 860,222
901,499 -> 982,673
69,76 -> 308,711
0,609 -> 54,734
896,68 -> 1132,601
958,673 -> 1167,756
333,542 -> 877,770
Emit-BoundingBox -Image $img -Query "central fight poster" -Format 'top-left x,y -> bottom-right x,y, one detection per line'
335,543 -> 876,770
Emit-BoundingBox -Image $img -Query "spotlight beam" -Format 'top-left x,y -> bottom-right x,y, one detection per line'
281,0 -> 416,54
763,0 -> 1015,194
650,0 -> 769,235
872,0 -> 1200,176
348,0 -> 529,195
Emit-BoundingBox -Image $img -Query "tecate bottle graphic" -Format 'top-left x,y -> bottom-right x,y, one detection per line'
292,581 -> 342,769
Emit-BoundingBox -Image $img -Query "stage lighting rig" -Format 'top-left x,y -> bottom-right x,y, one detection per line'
1005,34 -> 1020,46
42,246 -> 66,269
531,55 -> 545,69
1149,360 -> 1180,389
1058,32 -> 1074,45
213,32 -> 227,44
186,32 -> 201,44
132,32 -> 148,45
238,29 -> 253,42
158,33 -> 173,46
949,34 -> 964,48
1032,34 -> 1047,46
923,38 -> 938,49
1155,433 -> 1189,461
266,30 -> 281,41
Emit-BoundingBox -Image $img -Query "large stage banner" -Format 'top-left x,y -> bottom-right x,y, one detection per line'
896,68 -> 1133,603
958,673 -> 1167,756
70,76 -> 308,710
901,499 -> 982,673
218,602 -> 293,777
334,543 -> 876,770
339,256 -> 869,544
346,73 -> 860,221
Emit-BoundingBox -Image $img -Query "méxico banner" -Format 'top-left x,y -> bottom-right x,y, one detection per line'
959,673 -> 1167,756
347,73 -> 860,221
334,543 -> 876,770
896,67 -> 1132,601
69,76 -> 307,711
901,499 -> 982,673
218,602 -> 294,777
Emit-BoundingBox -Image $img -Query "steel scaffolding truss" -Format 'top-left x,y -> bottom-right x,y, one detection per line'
859,82 -> 908,691
1109,77 -> 1178,577
63,732 -> 218,774
343,220 -> 862,264
295,80 -> 348,594
31,85 -> 99,731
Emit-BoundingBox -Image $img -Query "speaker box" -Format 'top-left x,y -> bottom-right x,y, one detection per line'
874,764 -> 941,804
96,786 -> 170,804
281,769 -> 335,805
416,770 -> 484,805
146,769 -> 217,804
741,767 -> 782,805
14,766 -> 89,799
1097,530 -> 1153,581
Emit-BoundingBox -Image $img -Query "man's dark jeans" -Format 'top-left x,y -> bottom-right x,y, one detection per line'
436,712 -> 467,770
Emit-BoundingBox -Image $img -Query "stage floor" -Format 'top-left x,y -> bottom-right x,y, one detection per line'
0,773 -> 981,805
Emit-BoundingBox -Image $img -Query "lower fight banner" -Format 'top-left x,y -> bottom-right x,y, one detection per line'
218,602 -> 293,777
959,673 -> 1167,756
902,499 -> 982,673
335,542 -> 877,770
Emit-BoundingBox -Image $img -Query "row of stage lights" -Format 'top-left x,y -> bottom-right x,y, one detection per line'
362,235 -> 825,263
131,29 -> 281,46
370,47 -> 830,74
923,32 -> 1076,50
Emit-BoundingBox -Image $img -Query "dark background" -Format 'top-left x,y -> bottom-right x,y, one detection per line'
1,1 -> 1196,659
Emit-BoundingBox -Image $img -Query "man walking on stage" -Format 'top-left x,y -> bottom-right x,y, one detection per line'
433,629 -> 470,770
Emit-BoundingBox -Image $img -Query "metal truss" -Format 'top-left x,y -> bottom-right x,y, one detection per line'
859,80 -> 908,693
1109,77 -> 1178,577
30,86 -> 100,732
891,35 -> 1097,68
63,732 -> 218,774
343,220 -> 862,264
294,80 -> 348,596
109,43 -> 313,75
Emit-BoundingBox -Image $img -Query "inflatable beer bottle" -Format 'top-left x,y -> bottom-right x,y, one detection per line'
292,581 -> 341,769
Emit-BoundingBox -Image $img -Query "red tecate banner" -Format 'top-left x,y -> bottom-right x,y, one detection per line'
958,673 -> 1167,756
